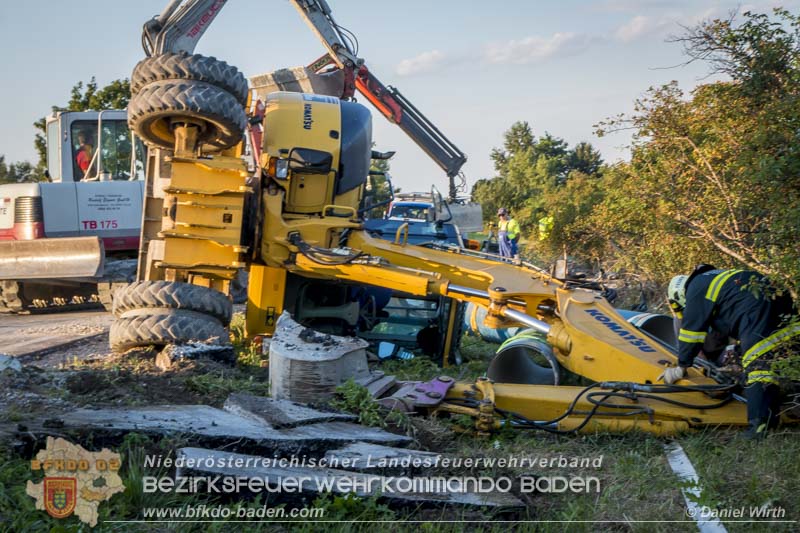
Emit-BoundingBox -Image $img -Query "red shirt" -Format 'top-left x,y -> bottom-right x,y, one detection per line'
76,147 -> 90,172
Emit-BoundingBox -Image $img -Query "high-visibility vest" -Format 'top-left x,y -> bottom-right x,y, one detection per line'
498,218 -> 520,240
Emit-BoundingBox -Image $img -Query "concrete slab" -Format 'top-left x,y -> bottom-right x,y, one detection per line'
223,393 -> 357,429
41,405 -> 410,452
324,442 -> 443,475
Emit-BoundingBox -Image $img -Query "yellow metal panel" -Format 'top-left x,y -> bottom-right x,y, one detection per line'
291,254 -> 444,297
161,237 -> 244,277
263,92 -> 341,214
552,289 -> 718,386
155,154 -> 248,281
246,265 -> 286,337
444,381 -> 747,434
168,158 -> 249,195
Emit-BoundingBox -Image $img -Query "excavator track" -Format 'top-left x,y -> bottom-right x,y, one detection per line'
0,280 -> 102,314
0,259 -> 137,314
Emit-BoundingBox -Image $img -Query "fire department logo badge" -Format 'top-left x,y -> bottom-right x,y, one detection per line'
44,477 -> 77,519
27,437 -> 124,527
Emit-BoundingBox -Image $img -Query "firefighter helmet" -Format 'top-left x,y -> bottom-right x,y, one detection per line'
667,275 -> 689,311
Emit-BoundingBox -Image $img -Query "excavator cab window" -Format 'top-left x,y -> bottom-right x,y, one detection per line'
360,172 -> 394,219
71,121 -> 96,181
288,148 -> 333,175
100,120 -> 135,180
46,120 -> 60,180
70,120 -> 144,181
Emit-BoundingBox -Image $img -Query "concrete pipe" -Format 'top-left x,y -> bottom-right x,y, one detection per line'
487,329 -> 561,385
616,310 -> 677,349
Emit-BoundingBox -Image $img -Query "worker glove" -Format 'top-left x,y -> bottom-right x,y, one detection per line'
658,365 -> 686,384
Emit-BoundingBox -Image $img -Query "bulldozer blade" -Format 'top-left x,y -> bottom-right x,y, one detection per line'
0,237 -> 104,280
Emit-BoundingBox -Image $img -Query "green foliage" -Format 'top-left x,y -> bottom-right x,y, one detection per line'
228,313 -> 266,369
311,493 -> 396,522
183,370 -> 270,400
331,379 -> 386,427
474,9 -> 800,308
331,379 -> 412,432
0,155 -> 42,184
379,355 -> 441,381
591,9 -> 800,296
472,121 -> 604,259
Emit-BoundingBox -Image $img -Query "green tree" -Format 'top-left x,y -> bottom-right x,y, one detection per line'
0,155 -> 40,184
474,121 -> 604,247
33,77 -> 131,169
596,9 -> 800,295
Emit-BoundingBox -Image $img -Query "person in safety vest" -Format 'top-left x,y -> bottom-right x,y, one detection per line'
497,207 -> 520,260
660,265 -> 798,437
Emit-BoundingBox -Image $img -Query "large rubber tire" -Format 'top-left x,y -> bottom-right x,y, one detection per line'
128,80 -> 246,151
131,53 -> 248,105
109,309 -> 228,352
112,281 -> 232,325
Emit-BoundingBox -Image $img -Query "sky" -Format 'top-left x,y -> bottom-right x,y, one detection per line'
0,0 -> 796,193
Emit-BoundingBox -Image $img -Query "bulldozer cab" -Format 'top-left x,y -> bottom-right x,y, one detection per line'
46,111 -> 147,183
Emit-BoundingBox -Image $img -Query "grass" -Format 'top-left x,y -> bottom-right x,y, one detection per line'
229,312 -> 268,369
3,327 -> 800,530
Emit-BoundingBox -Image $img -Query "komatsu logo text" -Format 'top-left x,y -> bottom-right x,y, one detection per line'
584,309 -> 656,352
303,104 -> 313,130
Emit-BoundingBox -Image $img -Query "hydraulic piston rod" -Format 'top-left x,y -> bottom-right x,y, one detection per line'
446,284 -> 552,335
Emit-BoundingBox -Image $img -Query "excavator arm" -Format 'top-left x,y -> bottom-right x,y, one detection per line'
290,0 -> 467,199
140,0 -> 468,198
353,66 -> 468,191
141,0 -> 229,56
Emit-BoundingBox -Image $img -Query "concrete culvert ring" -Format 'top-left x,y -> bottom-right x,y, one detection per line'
109,309 -> 229,353
127,80 -> 245,151
112,281 -> 233,325
487,330 -> 561,385
131,52 -> 249,105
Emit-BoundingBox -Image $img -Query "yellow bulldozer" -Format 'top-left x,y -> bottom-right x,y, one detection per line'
107,0 -> 796,436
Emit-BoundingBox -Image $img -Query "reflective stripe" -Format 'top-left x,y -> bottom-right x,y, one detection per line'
742,322 -> 800,368
705,269 -> 741,302
678,329 -> 707,343
746,370 -> 778,385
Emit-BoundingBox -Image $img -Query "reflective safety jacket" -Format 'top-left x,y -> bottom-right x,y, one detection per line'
498,218 -> 521,241
677,269 -> 794,368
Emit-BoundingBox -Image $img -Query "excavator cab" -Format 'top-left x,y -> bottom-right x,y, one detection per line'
45,111 -> 147,183
260,92 -> 371,215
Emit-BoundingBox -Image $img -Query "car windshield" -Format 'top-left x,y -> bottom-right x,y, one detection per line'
389,204 -> 430,220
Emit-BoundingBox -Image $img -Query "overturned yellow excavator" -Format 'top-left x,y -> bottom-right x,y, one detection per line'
110,0 -> 793,436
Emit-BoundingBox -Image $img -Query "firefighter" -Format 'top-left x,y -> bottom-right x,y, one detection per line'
496,207 -> 520,259
659,266 -> 799,437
